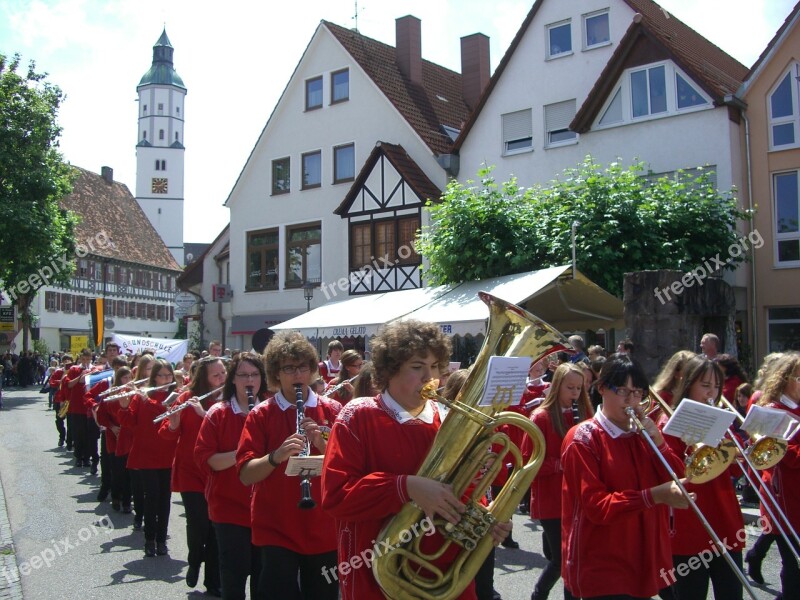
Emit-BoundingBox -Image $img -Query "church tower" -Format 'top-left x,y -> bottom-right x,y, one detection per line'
135,28 -> 186,265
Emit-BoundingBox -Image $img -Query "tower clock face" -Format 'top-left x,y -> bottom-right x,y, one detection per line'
151,177 -> 168,194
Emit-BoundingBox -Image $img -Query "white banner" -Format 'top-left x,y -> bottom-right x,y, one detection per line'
112,333 -> 189,365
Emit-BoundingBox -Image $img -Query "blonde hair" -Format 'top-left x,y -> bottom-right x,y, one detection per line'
538,363 -> 593,438
653,350 -> 696,396
758,352 -> 800,406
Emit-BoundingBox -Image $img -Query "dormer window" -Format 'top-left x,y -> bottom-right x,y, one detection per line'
769,67 -> 799,149
547,20 -> 572,59
631,65 -> 667,118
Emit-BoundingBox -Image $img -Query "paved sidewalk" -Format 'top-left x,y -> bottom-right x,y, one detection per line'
0,412 -> 23,600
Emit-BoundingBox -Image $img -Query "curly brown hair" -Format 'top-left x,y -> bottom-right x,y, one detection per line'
262,331 -> 319,389
371,320 -> 452,391
757,352 -> 800,406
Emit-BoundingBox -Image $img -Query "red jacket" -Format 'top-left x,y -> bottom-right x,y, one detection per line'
118,391 -> 178,469
524,408 -> 576,520
195,399 -> 252,527
760,400 -> 800,533
561,416 -> 684,599
236,392 -> 341,552
98,399 -> 134,456
64,365 -> 89,415
321,395 -> 476,600
318,360 -> 340,384
158,390 -> 218,493
87,380 -> 116,453
49,368 -> 65,403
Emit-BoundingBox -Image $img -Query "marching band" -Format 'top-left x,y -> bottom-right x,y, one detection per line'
32,322 -> 800,600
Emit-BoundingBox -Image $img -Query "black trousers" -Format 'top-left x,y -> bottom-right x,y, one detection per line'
535,518 -> 575,599
110,454 -> 131,506
748,532 -> 776,561
181,491 -> 220,590
86,418 -> 100,465
776,536 -> 800,600
475,546 -> 496,600
98,435 -> 112,492
54,405 -> 66,444
68,413 -> 88,461
140,468 -> 172,544
671,551 -> 743,600
130,468 -> 144,518
257,545 -> 338,600
213,522 -> 260,600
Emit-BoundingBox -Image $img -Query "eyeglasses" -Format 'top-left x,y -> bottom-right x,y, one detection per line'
608,385 -> 645,399
280,365 -> 311,375
791,376 -> 800,383
235,372 -> 261,380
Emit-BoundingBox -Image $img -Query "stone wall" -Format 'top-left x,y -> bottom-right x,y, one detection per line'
623,270 -> 735,378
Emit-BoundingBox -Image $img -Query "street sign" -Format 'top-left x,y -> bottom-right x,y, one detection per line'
174,292 -> 196,310
174,305 -> 190,318
0,306 -> 14,332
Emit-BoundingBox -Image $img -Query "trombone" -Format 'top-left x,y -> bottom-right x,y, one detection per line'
626,407 -> 758,600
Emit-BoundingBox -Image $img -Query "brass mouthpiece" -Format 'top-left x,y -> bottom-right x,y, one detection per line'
419,380 -> 440,401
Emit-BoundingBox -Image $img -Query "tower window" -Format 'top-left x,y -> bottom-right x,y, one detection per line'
155,160 -> 159,171
161,160 -> 166,170
159,130 -> 165,140
176,106 -> 180,115
143,131 -> 147,140
143,105 -> 148,114
158,103 -> 164,114
175,132 -> 179,142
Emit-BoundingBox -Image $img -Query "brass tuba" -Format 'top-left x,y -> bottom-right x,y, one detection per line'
372,292 -> 567,600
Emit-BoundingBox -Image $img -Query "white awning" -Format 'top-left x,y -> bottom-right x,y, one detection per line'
270,265 -> 624,338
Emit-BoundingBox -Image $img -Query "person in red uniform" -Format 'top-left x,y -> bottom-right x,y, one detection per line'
756,351 -> 800,600
159,357 -> 226,594
64,348 -> 95,467
320,320 -> 511,600
196,353 -> 267,600
118,358 -> 177,557
524,362 -> 593,600
50,354 -> 71,448
318,340 -> 343,384
96,366 -> 134,513
324,349 -> 363,404
86,353 -> 126,489
124,354 -> 156,529
561,353 -> 690,599
237,331 -> 341,599
658,356 -> 745,600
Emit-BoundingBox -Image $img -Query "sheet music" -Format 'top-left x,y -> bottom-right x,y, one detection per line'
479,356 -> 529,408
662,399 -> 737,446
285,455 -> 324,478
742,405 -> 800,441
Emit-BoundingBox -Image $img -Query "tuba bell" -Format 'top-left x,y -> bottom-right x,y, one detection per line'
371,292 -> 568,600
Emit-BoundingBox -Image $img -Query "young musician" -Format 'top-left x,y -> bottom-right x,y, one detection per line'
63,349 -> 95,467
96,367 -> 134,513
87,354 -> 126,491
118,358 -> 177,557
236,332 -> 341,599
756,351 -> 800,600
159,357 -> 226,593
659,356 -> 745,600
561,353 -> 689,599
321,320 -> 511,600
324,349 -> 363,404
195,353 -> 267,600
126,354 -> 155,529
318,340 -> 343,384
50,354 -> 71,448
525,362 -> 593,600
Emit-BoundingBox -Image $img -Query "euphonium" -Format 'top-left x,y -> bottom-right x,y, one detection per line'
372,292 -> 565,600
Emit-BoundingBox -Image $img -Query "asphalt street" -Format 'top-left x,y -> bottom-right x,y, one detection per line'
0,388 -> 784,599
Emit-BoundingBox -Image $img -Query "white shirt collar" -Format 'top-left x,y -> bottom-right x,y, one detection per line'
230,394 -> 261,415
382,390 -> 436,424
781,394 -> 799,410
595,406 -> 631,439
275,389 -> 319,412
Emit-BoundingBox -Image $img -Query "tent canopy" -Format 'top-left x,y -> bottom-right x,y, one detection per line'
271,265 -> 624,338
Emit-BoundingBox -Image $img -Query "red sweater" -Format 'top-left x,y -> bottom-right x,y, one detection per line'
320,395 -> 476,600
525,408 -> 575,520
158,390 -> 217,493
118,391 -> 178,469
87,380 -> 116,452
236,392 -> 341,552
561,415 -> 684,599
49,368 -> 65,403
64,365 -> 89,415
99,400 -> 134,456
195,400 -> 252,527
761,400 -> 800,532
660,426 -> 745,555
318,360 -> 340,384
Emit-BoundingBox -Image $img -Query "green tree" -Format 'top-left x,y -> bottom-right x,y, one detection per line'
417,159 -> 750,297
0,54 -> 77,351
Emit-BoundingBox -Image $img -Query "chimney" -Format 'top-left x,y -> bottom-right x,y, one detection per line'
101,166 -> 113,184
460,33 -> 490,111
396,15 -> 422,84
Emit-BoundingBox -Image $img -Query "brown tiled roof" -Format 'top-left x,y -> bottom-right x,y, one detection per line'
742,1 -> 800,86
455,0 -> 749,146
62,166 -> 182,272
334,142 -> 442,216
323,21 -> 471,156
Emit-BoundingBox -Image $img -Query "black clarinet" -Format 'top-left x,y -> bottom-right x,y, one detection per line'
295,383 -> 316,509
572,398 -> 580,425
245,385 -> 254,411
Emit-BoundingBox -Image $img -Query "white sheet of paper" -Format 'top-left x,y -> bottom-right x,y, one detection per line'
285,455 -> 324,478
742,405 -> 800,440
662,399 -> 737,446
479,356 -> 529,408
448,361 -> 462,374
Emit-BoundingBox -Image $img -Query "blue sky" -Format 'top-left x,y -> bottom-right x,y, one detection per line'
1,0 -> 795,242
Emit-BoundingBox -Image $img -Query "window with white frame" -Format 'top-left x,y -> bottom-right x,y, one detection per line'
583,10 -> 610,49
767,307 -> 800,352
502,109 -> 533,154
547,20 -> 572,58
769,67 -> 798,149
545,100 -> 578,146
774,171 -> 800,265
597,61 -> 710,127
